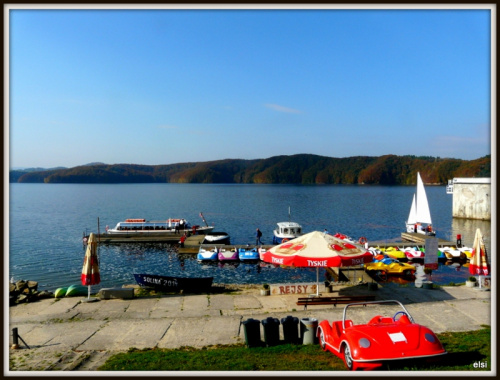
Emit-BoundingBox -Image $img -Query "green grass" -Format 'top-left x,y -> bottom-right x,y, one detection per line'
98,326 -> 491,372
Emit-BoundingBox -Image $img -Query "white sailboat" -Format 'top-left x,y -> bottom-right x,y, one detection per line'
405,172 -> 435,236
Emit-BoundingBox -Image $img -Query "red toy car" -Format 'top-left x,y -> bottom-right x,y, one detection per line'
317,300 -> 446,370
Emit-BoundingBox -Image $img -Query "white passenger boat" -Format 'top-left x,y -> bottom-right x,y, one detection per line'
272,207 -> 303,244
405,172 -> 436,236
105,214 -> 214,236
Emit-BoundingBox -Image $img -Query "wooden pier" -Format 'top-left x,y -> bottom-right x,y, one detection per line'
367,232 -> 455,248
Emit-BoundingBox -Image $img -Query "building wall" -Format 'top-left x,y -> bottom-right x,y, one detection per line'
452,183 -> 491,220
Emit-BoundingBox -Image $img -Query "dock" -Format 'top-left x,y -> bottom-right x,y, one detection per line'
367,232 -> 455,248
180,239 -> 274,254
92,233 -> 187,244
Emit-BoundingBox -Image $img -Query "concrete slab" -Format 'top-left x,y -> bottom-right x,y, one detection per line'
207,293 -> 235,312
122,297 -> 159,319
73,299 -> 132,319
111,319 -> 173,350
443,298 -> 491,327
257,295 -> 290,311
176,294 -> 210,317
12,320 -> 103,352
149,296 -> 184,318
76,319 -> 170,351
158,316 -> 242,349
233,295 -> 262,310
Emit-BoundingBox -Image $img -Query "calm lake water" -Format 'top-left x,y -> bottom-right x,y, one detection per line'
8,183 -> 492,291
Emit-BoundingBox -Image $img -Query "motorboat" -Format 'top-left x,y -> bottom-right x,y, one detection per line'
203,232 -> 230,245
197,247 -> 219,261
272,207 -> 303,244
405,172 -> 436,236
272,222 -> 303,244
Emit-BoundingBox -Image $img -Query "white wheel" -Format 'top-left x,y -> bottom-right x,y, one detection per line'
343,343 -> 354,370
319,327 -> 327,351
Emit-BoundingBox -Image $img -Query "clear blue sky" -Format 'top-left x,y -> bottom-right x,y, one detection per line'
7,6 -> 493,168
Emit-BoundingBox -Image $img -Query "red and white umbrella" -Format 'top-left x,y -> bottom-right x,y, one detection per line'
262,231 -> 373,296
469,228 -> 490,288
81,232 -> 100,300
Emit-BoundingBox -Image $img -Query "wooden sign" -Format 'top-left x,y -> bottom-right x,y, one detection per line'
270,283 -> 317,295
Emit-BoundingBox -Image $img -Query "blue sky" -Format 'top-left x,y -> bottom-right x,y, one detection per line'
7,6 -> 493,168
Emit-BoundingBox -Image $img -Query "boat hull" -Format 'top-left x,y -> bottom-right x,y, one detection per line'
134,273 -> 213,292
238,248 -> 260,261
203,232 -> 231,245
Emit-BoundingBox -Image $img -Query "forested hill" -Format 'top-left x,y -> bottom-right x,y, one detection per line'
10,154 -> 491,185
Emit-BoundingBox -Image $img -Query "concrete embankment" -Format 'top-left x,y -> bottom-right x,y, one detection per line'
8,283 -> 491,372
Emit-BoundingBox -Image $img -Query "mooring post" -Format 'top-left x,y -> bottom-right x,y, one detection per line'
12,327 -> 30,349
12,327 -> 19,347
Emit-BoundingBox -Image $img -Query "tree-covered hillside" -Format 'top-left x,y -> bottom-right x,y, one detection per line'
10,154 -> 491,185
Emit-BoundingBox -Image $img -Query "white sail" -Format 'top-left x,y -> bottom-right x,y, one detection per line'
406,194 -> 417,225
415,172 -> 432,224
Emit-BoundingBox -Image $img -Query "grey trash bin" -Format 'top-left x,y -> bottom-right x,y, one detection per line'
300,317 -> 318,345
281,316 -> 299,344
261,317 -> 280,346
242,318 -> 261,347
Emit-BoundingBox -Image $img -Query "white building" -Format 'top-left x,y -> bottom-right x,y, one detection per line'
446,178 -> 491,220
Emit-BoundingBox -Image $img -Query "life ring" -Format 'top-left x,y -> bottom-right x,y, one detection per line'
282,238 -> 290,243
359,237 -> 367,244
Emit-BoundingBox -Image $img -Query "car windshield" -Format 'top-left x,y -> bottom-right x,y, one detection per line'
343,300 -> 414,327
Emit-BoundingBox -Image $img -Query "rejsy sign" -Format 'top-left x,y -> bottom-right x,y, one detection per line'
270,283 -> 317,295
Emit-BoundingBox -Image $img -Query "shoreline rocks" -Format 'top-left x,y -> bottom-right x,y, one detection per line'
9,280 -> 53,306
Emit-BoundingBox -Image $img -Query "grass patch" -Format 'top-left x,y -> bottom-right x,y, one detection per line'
99,344 -> 343,371
98,327 -> 491,372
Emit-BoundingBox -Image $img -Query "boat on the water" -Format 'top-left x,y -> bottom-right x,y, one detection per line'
272,207 -> 303,244
218,247 -> 239,261
106,215 -> 214,236
203,232 -> 231,245
197,247 -> 219,261
84,213 -> 215,243
441,246 -> 467,260
134,273 -> 213,292
238,247 -> 260,261
403,247 -> 425,260
405,172 -> 436,236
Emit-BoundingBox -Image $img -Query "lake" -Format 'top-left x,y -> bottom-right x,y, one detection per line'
8,183 -> 492,291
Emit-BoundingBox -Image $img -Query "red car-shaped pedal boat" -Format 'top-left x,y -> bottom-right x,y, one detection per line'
317,300 -> 446,370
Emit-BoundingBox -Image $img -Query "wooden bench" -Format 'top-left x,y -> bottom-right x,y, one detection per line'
297,295 -> 376,310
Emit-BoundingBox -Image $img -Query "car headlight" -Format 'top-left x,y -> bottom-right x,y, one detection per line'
359,338 -> 371,348
424,333 -> 436,343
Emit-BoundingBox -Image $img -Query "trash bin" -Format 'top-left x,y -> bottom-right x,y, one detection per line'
261,317 -> 280,346
242,318 -> 261,347
281,315 -> 299,344
300,317 -> 318,345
